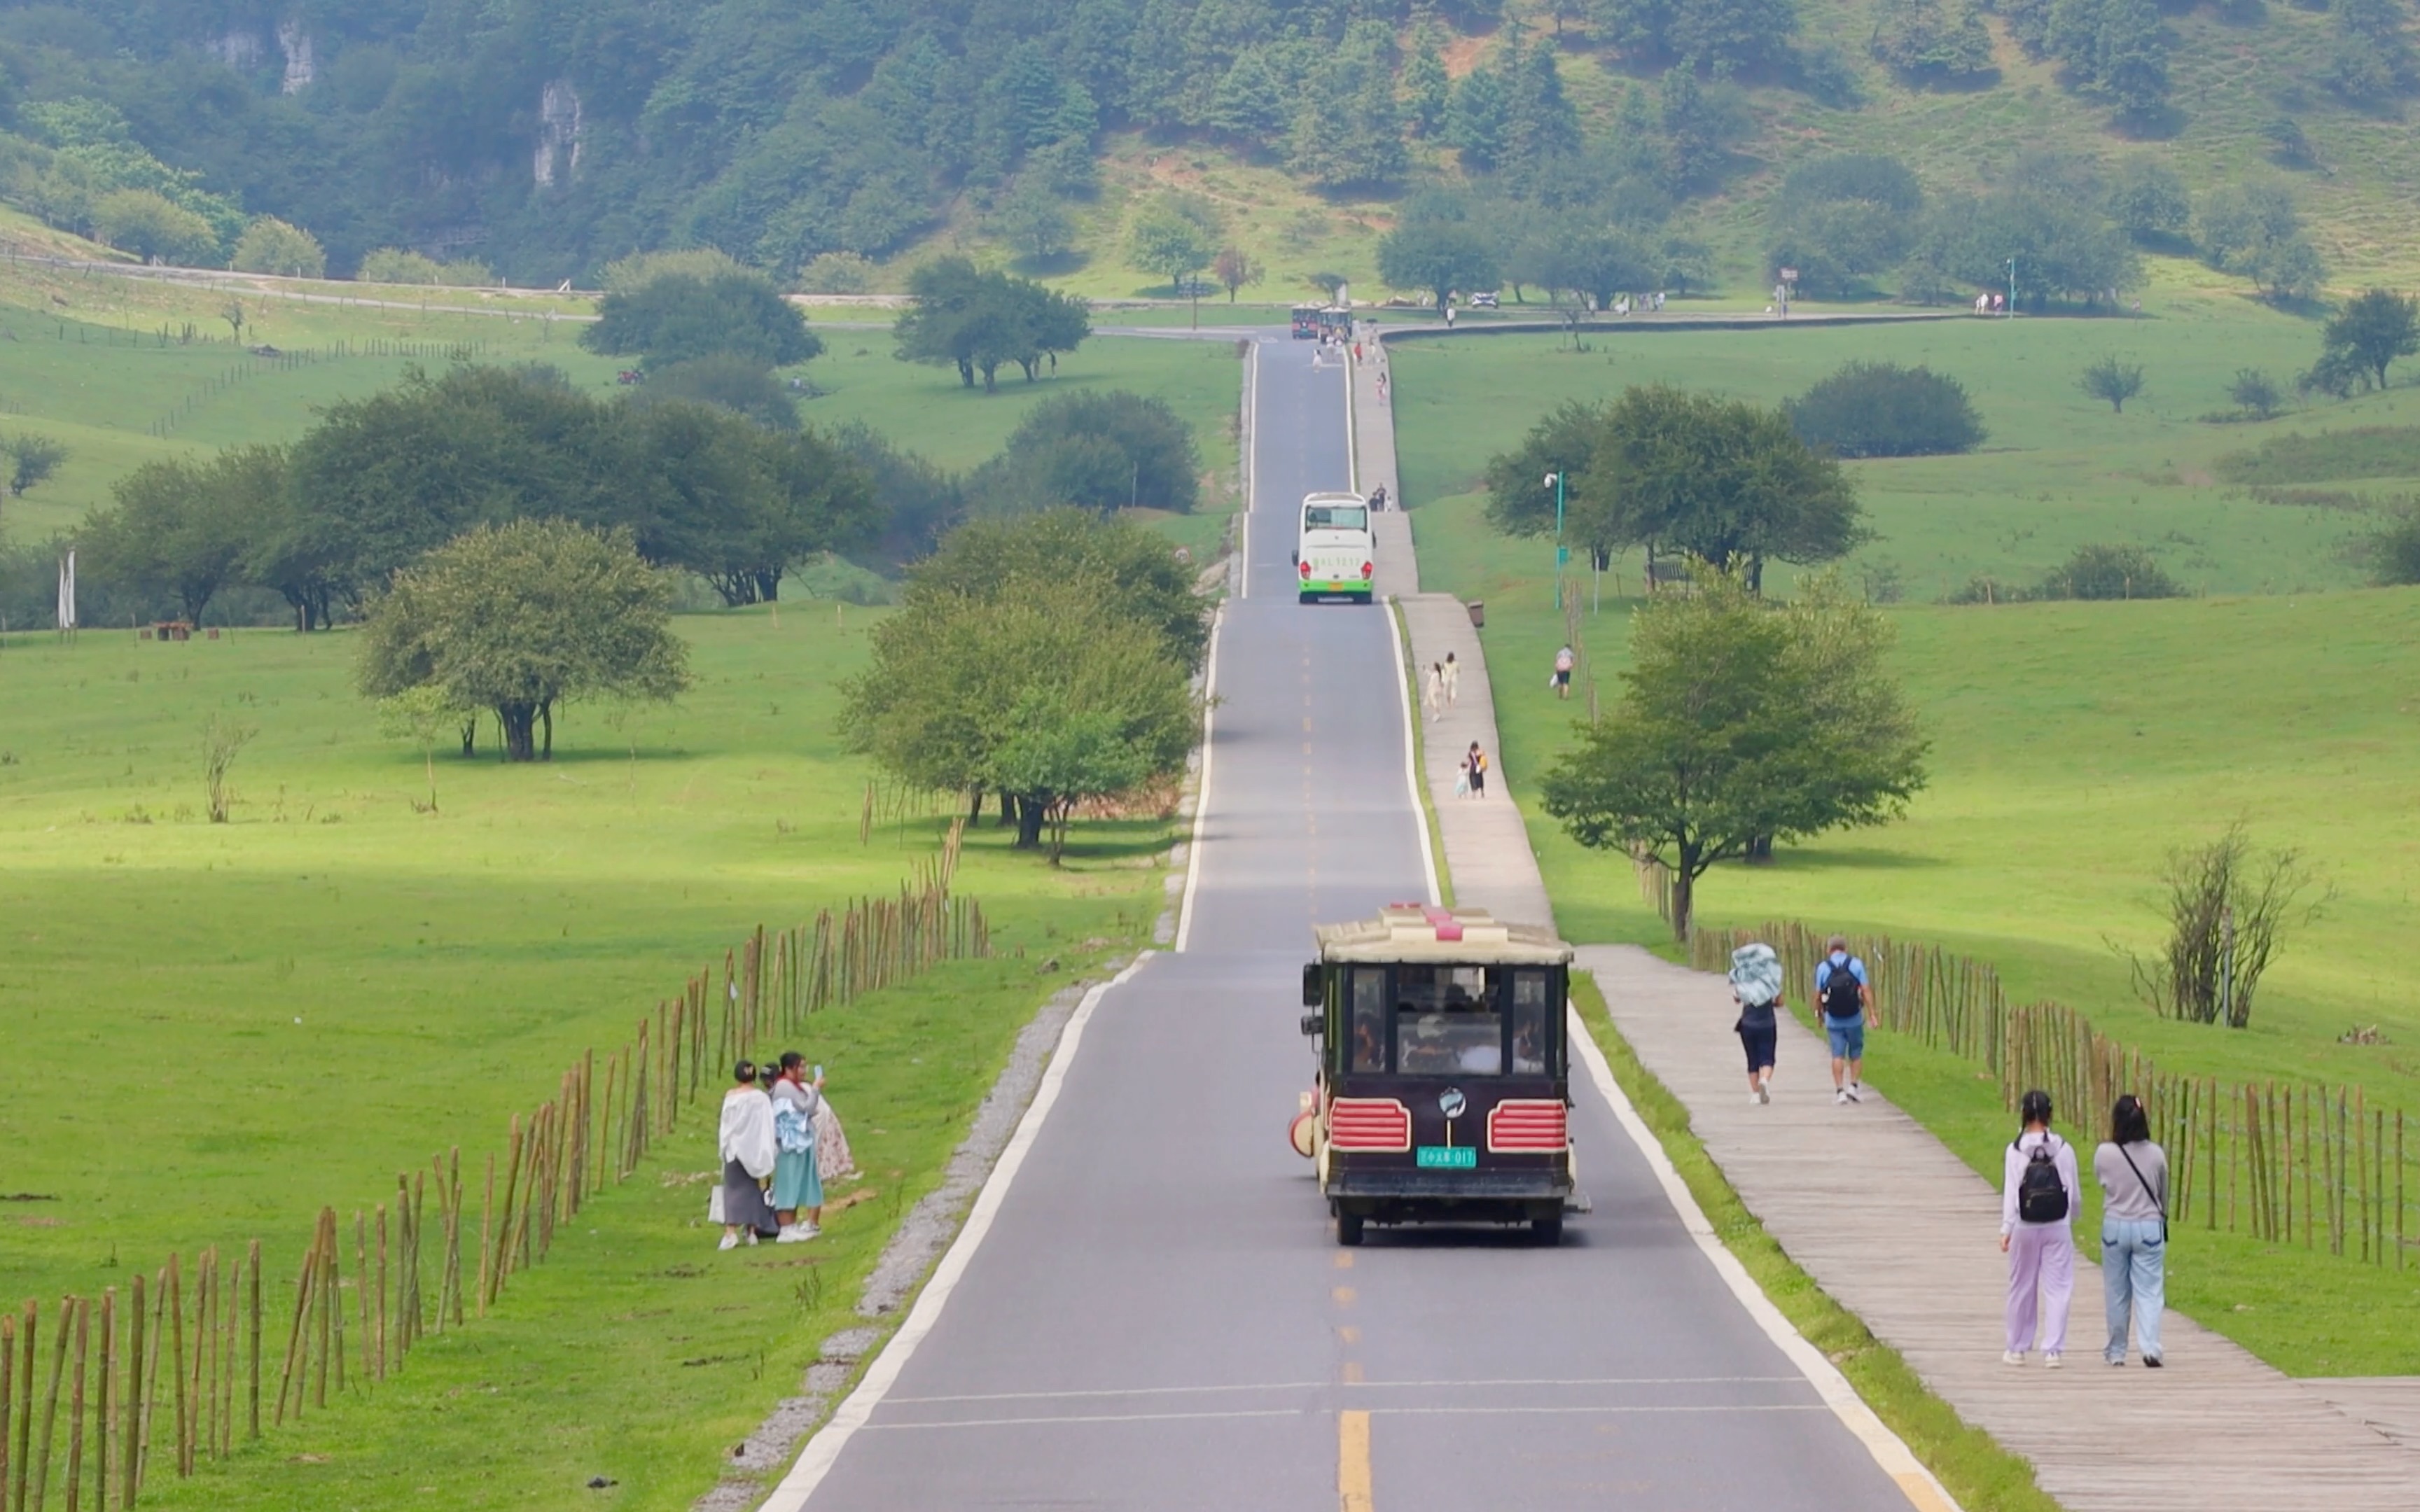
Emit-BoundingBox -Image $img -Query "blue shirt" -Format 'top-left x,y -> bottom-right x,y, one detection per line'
1814,953 -> 1868,1017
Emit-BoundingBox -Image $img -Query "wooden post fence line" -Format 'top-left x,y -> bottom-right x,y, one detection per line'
1690,921 -> 2413,1272
4,852 -> 989,1505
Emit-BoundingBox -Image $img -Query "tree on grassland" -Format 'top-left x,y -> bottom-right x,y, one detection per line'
893,257 -> 1090,391
1564,386 -> 1864,592
2356,496 -> 2420,584
1539,568 -> 1926,939
2320,288 -> 2420,392
1376,217 -> 1500,314
629,352 -> 803,431
82,446 -> 284,626
972,391 -> 1202,518
2080,356 -> 2146,413
2106,159 -> 2192,246
231,216 -> 327,278
903,508 -> 1209,671
357,520 -> 690,763
1482,399 -> 1612,540
842,575 -> 1199,855
1213,247 -> 1265,303
90,188 -> 221,264
1127,196 -> 1222,298
2,433 -> 66,503
1765,155 -> 1924,298
1785,362 -> 1985,458
2119,824 -> 2325,1028
2196,184 -> 2325,304
581,267 -> 823,369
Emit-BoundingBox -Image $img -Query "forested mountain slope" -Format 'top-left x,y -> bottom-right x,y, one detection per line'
0,0 -> 2414,290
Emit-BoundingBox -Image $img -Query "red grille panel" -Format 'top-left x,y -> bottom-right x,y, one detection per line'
1328,1097 -> 1412,1152
1488,1099 -> 1568,1153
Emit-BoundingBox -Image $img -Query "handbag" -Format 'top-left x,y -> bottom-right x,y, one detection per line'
2116,1142 -> 2167,1243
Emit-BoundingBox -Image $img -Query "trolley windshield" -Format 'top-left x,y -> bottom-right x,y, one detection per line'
1339,963 -> 1559,1078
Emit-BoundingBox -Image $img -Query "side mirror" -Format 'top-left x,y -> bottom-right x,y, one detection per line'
1300,1014 -> 1322,1037
1301,963 -> 1324,1007
1289,550 -> 1300,567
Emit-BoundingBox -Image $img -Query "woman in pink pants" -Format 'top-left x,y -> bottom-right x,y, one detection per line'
1999,1088 -> 2079,1368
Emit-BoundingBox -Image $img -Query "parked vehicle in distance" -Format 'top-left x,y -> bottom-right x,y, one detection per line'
1293,491 -> 1374,605
1293,905 -> 1580,1245
1291,305 -> 1321,340
1468,291 -> 1499,309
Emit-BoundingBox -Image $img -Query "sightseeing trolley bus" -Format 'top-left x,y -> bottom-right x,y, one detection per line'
1293,491 -> 1375,604
1291,906 -> 1579,1245
1291,305 -> 1322,340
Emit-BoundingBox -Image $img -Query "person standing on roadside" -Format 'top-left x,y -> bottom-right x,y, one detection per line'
1442,652 -> 1459,706
1425,660 -> 1445,722
1552,645 -> 1576,700
2002,1088 -> 2078,1368
1466,742 -> 1487,797
1727,941 -> 1783,1105
717,1060 -> 777,1251
2096,1094 -> 2169,1368
771,1052 -> 826,1243
1814,935 -> 1875,1104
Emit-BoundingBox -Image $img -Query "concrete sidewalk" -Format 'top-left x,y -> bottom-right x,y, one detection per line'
1354,321 -> 2419,1511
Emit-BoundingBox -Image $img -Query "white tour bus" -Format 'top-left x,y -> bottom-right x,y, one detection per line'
1293,491 -> 1374,605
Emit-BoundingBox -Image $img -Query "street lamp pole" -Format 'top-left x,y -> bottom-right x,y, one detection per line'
1544,472 -> 1567,610
2005,258 -> 2017,319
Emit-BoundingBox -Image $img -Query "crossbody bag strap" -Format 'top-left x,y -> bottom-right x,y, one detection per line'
2116,1142 -> 2167,1242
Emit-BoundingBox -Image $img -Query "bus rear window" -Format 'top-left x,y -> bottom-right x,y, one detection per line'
1304,505 -> 1367,532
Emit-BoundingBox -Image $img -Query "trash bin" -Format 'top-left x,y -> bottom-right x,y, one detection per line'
1466,600 -> 1484,629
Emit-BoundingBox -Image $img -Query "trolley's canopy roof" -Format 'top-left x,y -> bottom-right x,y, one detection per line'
1314,905 -> 1573,965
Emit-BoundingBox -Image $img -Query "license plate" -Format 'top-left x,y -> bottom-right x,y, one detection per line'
1415,1145 -> 1476,1169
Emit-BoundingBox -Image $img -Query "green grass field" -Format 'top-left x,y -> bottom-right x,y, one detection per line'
1393,312 -> 2420,1372
0,610 -> 1176,1506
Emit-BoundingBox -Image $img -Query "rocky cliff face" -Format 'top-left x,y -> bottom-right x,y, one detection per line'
534,79 -> 583,188
276,20 -> 315,94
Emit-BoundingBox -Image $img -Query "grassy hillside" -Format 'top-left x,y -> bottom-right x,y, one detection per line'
0,608 -> 1176,1507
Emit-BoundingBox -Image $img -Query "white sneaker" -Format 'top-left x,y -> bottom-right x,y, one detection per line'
2044,1352 -> 2063,1370
744,1230 -> 759,1246
1757,1084 -> 1771,1104
2001,1350 -> 2025,1366
776,1226 -> 808,1244
799,1224 -> 821,1239
1751,1092 -> 1765,1105
718,1233 -> 739,1252
1834,1088 -> 1849,1105
1844,1083 -> 1863,1103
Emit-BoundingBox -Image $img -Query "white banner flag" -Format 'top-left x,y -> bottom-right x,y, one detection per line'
56,549 -> 74,631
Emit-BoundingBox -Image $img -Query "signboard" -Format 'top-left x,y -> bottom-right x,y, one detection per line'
1779,267 -> 1798,282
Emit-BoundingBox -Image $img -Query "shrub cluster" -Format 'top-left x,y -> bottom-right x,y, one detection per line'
1784,361 -> 1986,458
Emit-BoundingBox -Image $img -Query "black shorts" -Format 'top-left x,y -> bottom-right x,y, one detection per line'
1739,1023 -> 1778,1072
1554,670 -> 1571,685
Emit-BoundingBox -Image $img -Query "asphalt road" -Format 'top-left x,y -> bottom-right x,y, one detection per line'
792,337 -> 1911,1510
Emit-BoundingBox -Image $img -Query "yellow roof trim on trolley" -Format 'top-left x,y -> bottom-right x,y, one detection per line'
1313,904 -> 1573,965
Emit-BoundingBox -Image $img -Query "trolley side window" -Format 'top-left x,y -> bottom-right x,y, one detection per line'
1348,967 -> 1389,1072
1393,965 -> 1501,1075
1510,969 -> 1553,1074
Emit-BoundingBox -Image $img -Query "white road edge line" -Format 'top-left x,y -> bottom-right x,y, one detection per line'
1239,338 -> 1257,601
1343,334 -> 1360,495
1383,598 -> 1440,907
1567,1001 -> 1965,1512
761,953 -> 1156,1510
1173,603 -> 1224,955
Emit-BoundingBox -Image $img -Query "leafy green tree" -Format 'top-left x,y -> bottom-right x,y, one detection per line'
798,252 -> 877,295
83,448 -> 282,625
828,421 -> 966,570
1539,568 -> 1926,939
2091,0 -> 2171,118
893,257 -> 1092,391
2196,184 -> 2323,303
582,268 -> 823,369
973,391 -> 1204,517
90,189 -> 221,264
1765,155 -> 1924,296
1785,362 -> 1986,457
232,217 -> 327,278
2,433 -> 66,502
2327,0 -> 2416,106
356,249 -> 449,286
1127,197 -> 1221,297
2320,288 -> 2420,391
1213,247 -> 1265,303
1483,400 -> 1611,540
632,354 -> 802,431
2105,158 -> 2192,244
2080,356 -> 2146,413
358,520 -> 690,764
1871,0 -> 1996,83
1404,31 -> 1453,137
1540,223 -> 1656,312
2227,368 -> 2283,419
1593,0 -> 1800,70
905,507 -> 1210,673
1564,386 -> 1865,592
2038,542 -> 2179,598
1905,190 -> 2139,307
1206,48 -> 1292,150
1447,66 -> 1511,171
1377,218 -> 1501,313
995,181 -> 1076,262
2355,497 -> 2420,584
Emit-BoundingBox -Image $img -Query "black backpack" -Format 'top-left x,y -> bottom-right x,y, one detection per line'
1820,960 -> 1863,1019
2015,1137 -> 2069,1224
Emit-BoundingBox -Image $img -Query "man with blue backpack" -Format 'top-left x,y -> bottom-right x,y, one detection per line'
1814,935 -> 1876,1105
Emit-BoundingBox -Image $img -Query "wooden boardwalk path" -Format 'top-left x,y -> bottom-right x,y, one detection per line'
1357,324 -> 2419,1511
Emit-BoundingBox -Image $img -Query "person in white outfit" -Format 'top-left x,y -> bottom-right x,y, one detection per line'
1425,661 -> 1445,722
1442,652 -> 1459,705
2001,1088 -> 2079,1367
718,1060 -> 778,1250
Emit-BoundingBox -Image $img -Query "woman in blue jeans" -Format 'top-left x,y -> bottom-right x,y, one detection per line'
2094,1094 -> 2169,1367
